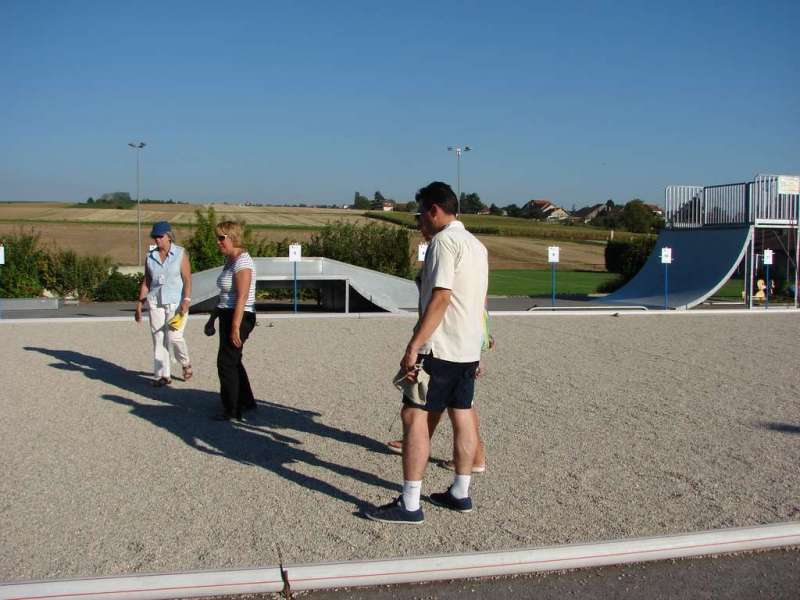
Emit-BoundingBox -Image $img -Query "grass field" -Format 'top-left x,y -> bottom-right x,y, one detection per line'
488,269 -> 617,296
0,203 -> 610,270
366,210 -> 645,243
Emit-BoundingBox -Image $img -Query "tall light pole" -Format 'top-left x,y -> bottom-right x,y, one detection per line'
447,145 -> 471,214
128,142 -> 146,265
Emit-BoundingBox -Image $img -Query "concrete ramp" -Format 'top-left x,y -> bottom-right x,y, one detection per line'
190,257 -> 418,313
595,227 -> 752,310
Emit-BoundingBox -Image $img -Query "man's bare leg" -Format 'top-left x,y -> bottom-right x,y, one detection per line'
400,406 -> 436,511
449,407 -> 478,477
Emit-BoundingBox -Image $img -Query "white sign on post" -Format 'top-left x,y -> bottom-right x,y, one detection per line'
661,247 -> 673,264
548,246 -> 560,263
0,244 -> 4,265
417,243 -> 428,262
778,175 -> 800,196
764,249 -> 774,265
288,244 -> 302,262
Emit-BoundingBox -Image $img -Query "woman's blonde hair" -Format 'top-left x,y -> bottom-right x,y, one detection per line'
215,221 -> 245,248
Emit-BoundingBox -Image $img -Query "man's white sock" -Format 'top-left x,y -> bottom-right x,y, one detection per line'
450,474 -> 471,499
402,480 -> 422,511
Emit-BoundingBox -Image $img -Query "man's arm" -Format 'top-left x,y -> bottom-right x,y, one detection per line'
401,287 -> 451,374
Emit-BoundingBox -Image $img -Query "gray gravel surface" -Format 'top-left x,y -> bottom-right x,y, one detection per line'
1,313 -> 799,582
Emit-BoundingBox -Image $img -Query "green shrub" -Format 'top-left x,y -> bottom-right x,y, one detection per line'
41,250 -> 112,299
185,207 -> 224,272
307,221 -> 412,278
605,237 -> 657,281
94,269 -> 144,301
595,275 -> 627,294
0,230 -> 49,297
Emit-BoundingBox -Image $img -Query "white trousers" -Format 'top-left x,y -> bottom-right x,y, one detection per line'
147,303 -> 190,379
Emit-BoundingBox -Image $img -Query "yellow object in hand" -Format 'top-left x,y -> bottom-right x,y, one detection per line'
168,312 -> 186,331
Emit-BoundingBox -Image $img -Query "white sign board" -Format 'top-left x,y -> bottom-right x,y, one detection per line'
778,175 -> 800,196
661,247 -> 673,264
288,244 -> 302,262
548,246 -> 560,263
764,249 -> 774,265
417,243 -> 428,262
0,244 -> 4,265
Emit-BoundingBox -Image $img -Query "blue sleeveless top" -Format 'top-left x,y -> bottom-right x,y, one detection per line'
145,244 -> 185,306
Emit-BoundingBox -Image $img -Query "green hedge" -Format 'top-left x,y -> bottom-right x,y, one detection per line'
605,237 -> 657,281
0,230 -> 120,299
94,269 -> 144,301
307,221 -> 412,278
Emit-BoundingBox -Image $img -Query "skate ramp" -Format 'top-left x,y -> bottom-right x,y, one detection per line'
595,227 -> 752,310
189,257 -> 418,313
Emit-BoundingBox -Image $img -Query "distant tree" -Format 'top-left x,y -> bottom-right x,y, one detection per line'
621,199 -> 655,233
460,192 -> 486,214
87,197 -> 94,204
505,203 -> 522,218
405,200 -> 418,213
353,191 -> 371,210
374,190 -> 387,203
489,203 -> 503,216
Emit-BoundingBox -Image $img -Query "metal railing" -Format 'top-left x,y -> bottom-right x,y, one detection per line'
703,183 -> 748,226
665,185 -> 703,228
666,174 -> 800,228
752,174 -> 799,224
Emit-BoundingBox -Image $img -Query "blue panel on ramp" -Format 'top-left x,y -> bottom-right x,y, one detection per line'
595,227 -> 752,310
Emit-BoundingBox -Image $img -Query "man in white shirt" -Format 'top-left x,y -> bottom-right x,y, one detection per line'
366,181 -> 489,524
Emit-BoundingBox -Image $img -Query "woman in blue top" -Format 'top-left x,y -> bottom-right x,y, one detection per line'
134,221 -> 193,386
212,220 -> 257,421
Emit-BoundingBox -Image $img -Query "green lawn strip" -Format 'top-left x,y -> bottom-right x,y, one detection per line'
489,269 -> 617,296
364,211 -> 644,243
710,278 -> 746,300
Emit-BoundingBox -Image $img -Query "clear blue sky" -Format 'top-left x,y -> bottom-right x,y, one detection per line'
1,0 -> 798,208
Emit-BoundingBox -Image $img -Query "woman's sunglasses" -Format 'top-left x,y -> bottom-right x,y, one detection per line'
216,234 -> 228,242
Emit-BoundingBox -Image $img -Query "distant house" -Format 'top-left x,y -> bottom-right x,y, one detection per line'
572,203 -> 609,224
523,199 -> 570,221
645,203 -> 664,217
371,200 -> 395,211
477,206 -> 491,215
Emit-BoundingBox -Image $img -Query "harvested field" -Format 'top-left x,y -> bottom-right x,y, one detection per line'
0,203 -> 607,270
0,222 -> 606,271
0,203 -> 372,227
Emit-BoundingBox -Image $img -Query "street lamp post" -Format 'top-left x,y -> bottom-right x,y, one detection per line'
447,145 -> 471,214
128,142 -> 146,265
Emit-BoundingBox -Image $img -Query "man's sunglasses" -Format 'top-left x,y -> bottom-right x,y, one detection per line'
151,234 -> 165,240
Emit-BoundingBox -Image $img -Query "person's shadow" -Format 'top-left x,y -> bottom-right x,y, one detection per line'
25,346 -> 400,510
759,421 -> 800,435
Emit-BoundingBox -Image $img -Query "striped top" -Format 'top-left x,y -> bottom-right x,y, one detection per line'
216,252 -> 256,312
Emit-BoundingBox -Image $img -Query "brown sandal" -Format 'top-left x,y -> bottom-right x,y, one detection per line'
183,365 -> 193,381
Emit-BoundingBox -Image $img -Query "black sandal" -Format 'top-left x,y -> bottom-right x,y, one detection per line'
152,377 -> 172,387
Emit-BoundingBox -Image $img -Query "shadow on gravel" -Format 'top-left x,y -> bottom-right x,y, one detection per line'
759,422 -> 800,435
25,346 -> 400,510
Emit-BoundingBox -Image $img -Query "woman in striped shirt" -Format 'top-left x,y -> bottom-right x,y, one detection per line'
212,221 -> 257,421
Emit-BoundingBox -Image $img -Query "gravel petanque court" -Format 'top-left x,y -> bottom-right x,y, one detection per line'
1,313 -> 799,582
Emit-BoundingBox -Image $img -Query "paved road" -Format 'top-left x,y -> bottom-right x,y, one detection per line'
190,548 -> 800,599
0,297 -> 591,320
